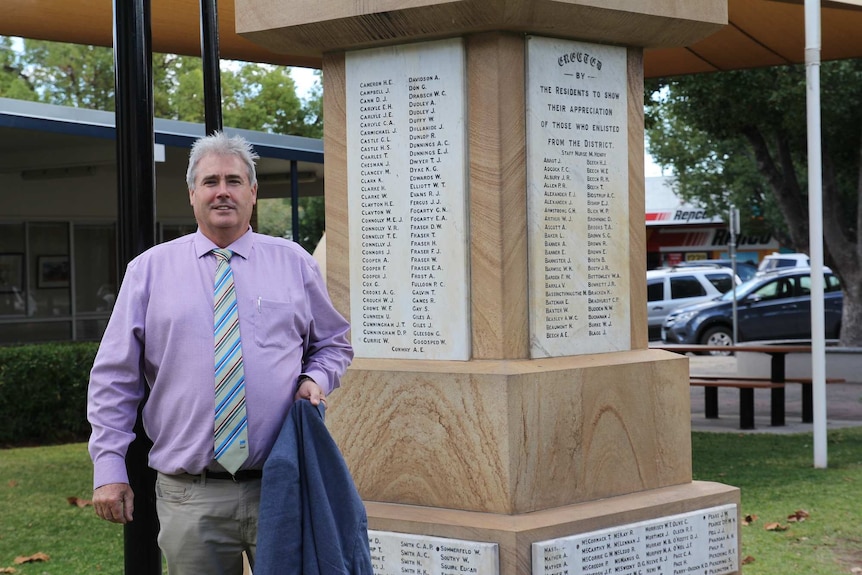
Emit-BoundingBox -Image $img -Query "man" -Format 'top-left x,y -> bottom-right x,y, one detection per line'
88,132 -> 353,574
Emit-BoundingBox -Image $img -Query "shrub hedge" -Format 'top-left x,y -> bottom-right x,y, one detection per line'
0,342 -> 99,446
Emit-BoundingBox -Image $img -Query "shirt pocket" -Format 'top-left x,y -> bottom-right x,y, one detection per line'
253,298 -> 297,349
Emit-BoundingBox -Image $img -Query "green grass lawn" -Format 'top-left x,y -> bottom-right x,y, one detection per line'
692,428 -> 862,574
1,429 -> 861,574
0,442 -> 126,573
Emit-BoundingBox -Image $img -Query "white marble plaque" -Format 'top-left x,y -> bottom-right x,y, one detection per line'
526,37 -> 631,357
533,504 -> 739,575
346,39 -> 470,360
368,530 -> 499,575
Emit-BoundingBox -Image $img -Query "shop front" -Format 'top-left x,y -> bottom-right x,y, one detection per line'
644,176 -> 781,269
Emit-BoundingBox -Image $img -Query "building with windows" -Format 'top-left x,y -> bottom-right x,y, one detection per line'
644,176 -> 781,270
0,97 -> 323,344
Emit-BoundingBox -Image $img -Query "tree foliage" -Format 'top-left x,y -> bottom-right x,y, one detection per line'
256,196 -> 325,254
645,60 -> 862,345
0,36 -> 325,250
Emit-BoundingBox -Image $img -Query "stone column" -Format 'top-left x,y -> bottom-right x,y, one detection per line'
236,2 -> 741,574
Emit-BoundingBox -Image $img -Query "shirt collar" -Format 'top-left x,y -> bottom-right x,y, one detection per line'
194,227 -> 254,260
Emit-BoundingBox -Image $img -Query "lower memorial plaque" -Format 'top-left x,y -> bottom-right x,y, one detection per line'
532,504 -> 738,575
368,530 -> 499,575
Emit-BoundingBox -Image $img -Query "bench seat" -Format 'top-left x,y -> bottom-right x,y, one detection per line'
689,376 -> 846,430
689,379 -> 784,429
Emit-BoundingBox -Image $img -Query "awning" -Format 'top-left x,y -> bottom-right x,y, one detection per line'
2,0 -> 862,77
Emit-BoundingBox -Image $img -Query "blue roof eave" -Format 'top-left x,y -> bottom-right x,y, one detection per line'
0,97 -> 323,164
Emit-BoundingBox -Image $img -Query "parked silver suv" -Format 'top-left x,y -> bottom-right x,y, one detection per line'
647,266 -> 738,340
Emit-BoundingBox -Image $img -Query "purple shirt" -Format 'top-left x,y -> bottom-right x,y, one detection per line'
88,229 -> 353,488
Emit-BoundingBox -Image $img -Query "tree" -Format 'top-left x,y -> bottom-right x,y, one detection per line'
645,60 -> 862,346
0,36 -> 326,252
256,195 -> 325,254
0,37 -> 38,101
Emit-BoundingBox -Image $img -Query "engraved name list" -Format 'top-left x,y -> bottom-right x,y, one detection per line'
347,39 -> 470,360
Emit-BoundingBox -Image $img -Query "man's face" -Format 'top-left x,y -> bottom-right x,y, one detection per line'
189,153 -> 257,247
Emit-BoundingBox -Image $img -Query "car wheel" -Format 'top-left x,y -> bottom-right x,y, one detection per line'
700,326 -> 734,356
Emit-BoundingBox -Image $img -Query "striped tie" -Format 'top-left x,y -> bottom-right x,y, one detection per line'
212,248 -> 248,474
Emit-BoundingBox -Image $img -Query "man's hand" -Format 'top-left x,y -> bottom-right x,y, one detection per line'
295,377 -> 326,406
93,483 -> 135,524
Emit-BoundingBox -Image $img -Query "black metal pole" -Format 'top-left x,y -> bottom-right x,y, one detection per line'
200,0 -> 223,134
291,160 -> 300,242
112,0 -> 160,573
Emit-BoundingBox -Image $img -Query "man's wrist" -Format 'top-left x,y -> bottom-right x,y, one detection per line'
297,374 -> 315,387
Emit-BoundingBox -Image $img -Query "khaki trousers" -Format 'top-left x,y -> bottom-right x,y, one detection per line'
155,472 -> 261,575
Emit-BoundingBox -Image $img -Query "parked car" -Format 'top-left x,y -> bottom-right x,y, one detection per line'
647,266 -> 738,340
661,268 -> 843,349
755,252 -> 810,276
671,259 -> 758,282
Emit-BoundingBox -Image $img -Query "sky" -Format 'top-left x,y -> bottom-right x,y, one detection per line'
645,151 -> 664,177
289,66 -> 320,100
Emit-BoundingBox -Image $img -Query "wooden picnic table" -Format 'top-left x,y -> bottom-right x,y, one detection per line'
657,344 -> 830,429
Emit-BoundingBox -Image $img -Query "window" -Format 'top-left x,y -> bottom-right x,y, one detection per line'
0,221 -> 117,344
825,274 -> 842,293
705,273 -> 733,293
753,278 -> 792,300
74,224 -> 117,313
29,222 -> 70,319
647,281 -> 664,302
0,223 -> 26,317
670,276 -> 706,299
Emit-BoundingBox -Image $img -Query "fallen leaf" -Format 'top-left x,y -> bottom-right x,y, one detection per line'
7,480 -> 18,488
741,555 -> 756,565
742,513 -> 758,526
0,567 -> 17,574
788,509 -> 810,522
67,496 -> 93,508
13,552 -> 49,565
764,522 -> 789,531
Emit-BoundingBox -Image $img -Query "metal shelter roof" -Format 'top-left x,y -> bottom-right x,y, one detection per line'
2,0 -> 862,78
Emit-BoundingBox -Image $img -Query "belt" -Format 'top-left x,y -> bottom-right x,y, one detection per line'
202,469 -> 263,481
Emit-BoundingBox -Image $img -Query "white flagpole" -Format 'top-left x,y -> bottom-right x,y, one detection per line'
805,0 -> 828,468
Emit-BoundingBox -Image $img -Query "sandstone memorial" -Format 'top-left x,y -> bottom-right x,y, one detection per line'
234,1 -> 741,573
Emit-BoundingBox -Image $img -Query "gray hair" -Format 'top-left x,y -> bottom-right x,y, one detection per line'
186,131 -> 260,189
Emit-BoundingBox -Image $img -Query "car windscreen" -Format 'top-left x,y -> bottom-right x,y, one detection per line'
717,275 -> 772,302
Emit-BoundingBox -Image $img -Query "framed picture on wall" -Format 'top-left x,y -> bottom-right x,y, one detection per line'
0,253 -> 24,293
37,255 -> 70,289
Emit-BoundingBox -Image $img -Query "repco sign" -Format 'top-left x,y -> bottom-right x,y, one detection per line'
713,229 -> 774,247
673,209 -> 709,222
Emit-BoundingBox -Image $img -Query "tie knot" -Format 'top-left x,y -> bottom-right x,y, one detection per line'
213,248 -> 233,262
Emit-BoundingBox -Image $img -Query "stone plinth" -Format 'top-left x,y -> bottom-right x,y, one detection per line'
328,349 -> 692,515
364,481 -> 740,575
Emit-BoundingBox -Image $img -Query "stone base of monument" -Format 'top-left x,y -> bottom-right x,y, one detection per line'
366,481 -> 739,575
330,350 -> 695,513
329,350 -> 742,574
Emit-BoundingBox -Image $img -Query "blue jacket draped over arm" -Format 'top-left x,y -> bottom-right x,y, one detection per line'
255,400 -> 373,575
